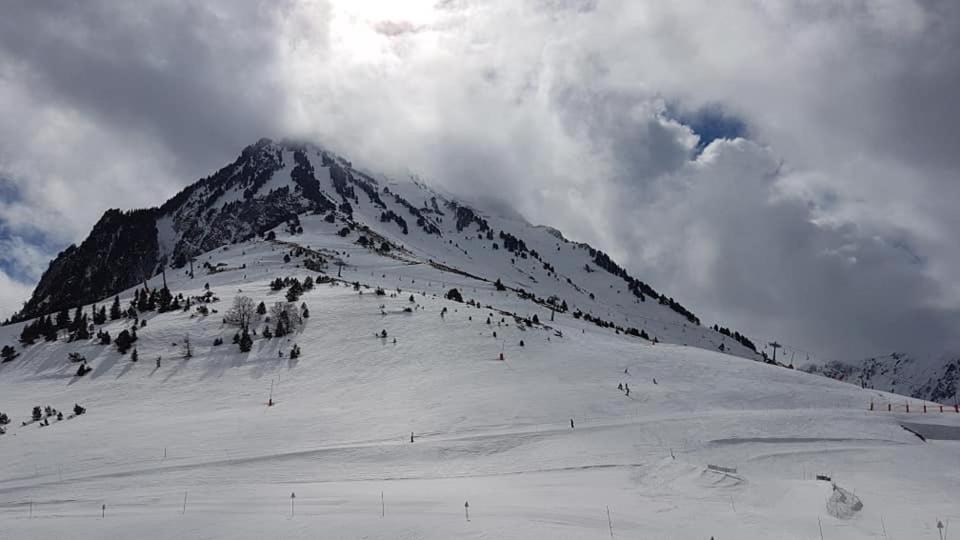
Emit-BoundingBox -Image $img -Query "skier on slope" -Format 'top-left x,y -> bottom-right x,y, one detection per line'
624,383 -> 630,397
618,383 -> 623,392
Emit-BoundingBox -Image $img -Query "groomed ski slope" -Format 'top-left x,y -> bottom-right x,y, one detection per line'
0,232 -> 958,539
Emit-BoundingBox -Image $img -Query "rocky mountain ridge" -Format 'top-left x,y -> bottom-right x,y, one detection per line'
9,138 -> 762,362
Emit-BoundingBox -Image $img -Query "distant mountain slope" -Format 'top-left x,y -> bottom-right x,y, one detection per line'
804,352 -> 959,404
8,138 -> 761,361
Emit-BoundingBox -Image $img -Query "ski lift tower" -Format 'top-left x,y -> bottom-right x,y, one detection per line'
769,341 -> 782,364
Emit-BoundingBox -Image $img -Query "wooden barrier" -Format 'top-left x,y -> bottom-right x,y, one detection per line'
870,401 -> 959,413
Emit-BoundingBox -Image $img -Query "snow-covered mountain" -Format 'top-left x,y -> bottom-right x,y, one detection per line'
805,352 -> 960,404
11,138 -> 761,361
1,139 -> 958,539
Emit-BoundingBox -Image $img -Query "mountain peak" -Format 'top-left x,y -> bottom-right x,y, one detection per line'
8,139 -> 762,363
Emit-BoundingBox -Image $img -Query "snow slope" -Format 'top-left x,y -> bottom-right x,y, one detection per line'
1,228 -> 958,539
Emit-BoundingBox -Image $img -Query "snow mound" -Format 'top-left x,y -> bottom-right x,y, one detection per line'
826,485 -> 863,519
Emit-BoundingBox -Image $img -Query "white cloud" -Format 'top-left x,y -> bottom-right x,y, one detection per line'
0,270 -> 33,320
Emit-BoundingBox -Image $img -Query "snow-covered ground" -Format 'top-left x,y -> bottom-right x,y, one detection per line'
1,233 -> 958,539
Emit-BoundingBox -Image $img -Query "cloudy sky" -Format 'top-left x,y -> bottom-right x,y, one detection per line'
1,0 -> 958,362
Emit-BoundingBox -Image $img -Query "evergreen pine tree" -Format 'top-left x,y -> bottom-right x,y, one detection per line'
238,330 -> 253,352
157,287 -> 173,312
71,314 -> 91,341
275,318 -> 288,337
110,296 -> 122,320
42,316 -> 58,341
1,345 -> 18,363
56,308 -> 70,329
445,288 -> 463,302
286,280 -> 304,302
137,288 -> 150,312
19,322 -> 37,346
115,329 -> 134,354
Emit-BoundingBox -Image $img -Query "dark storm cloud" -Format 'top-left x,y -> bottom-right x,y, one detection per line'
0,1 -> 295,177
1,0 -> 958,363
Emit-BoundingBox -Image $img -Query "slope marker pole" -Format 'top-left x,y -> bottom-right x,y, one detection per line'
606,506 -> 614,539
182,491 -> 188,514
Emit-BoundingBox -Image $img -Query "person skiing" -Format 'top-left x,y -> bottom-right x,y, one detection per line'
625,383 -> 630,397
570,418 -> 575,429
618,383 -> 624,391
156,356 -> 161,369
624,367 -> 629,375
410,432 -> 415,443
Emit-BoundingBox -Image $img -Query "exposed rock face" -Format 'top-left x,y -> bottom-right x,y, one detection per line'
13,139 -> 307,321
15,208 -> 159,320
